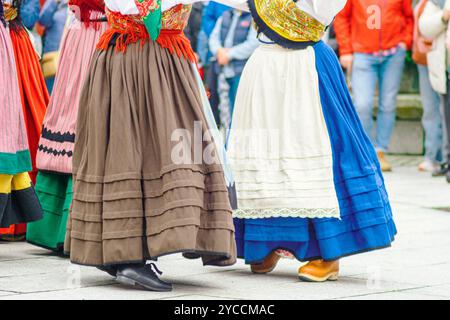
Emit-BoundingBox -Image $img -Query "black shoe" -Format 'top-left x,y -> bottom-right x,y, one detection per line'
432,163 -> 449,177
116,263 -> 172,292
446,170 -> 450,184
97,266 -> 118,277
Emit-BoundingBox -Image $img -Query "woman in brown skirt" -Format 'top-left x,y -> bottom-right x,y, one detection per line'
64,0 -> 243,292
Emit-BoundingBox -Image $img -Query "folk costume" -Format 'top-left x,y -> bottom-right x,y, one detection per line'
64,0 -> 240,291
26,0 -> 108,253
227,0 -> 397,282
0,0 -> 43,235
0,0 -> 48,240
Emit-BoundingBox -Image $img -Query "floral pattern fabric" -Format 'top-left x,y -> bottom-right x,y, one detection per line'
134,0 -> 161,40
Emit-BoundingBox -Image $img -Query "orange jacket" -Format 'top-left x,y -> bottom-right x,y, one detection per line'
334,0 -> 414,56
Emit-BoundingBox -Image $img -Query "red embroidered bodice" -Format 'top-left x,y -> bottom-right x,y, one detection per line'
161,3 -> 191,30
97,4 -> 195,62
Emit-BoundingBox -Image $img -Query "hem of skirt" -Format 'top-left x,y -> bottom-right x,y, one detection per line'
240,242 -> 395,265
26,240 -> 65,253
66,249 -> 234,267
154,249 -> 234,267
66,257 -> 145,268
0,188 -> 44,228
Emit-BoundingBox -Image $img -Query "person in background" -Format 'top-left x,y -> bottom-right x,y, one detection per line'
414,0 -> 444,173
200,1 -> 230,125
198,0 -> 229,65
335,0 -> 414,172
184,2 -> 204,62
209,8 -> 258,115
19,0 -> 39,29
419,0 -> 450,182
39,0 -> 68,93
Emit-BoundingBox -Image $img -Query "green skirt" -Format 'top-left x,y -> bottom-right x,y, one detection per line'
26,171 -> 72,252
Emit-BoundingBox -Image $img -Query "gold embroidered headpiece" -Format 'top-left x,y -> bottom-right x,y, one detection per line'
248,0 -> 326,48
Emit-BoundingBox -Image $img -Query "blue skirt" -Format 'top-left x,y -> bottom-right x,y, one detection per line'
234,41 -> 397,264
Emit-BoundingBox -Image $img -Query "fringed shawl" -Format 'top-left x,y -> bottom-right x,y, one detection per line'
97,4 -> 195,63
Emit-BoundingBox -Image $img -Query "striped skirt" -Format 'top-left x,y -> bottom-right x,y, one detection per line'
0,23 -> 43,230
0,22 -> 29,174
9,21 -> 49,183
64,38 -> 236,267
36,13 -> 108,174
27,14 -> 108,252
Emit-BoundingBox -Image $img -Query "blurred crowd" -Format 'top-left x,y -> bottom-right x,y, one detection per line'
19,0 -> 450,184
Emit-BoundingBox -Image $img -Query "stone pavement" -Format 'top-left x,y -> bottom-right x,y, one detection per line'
1,157 -> 450,300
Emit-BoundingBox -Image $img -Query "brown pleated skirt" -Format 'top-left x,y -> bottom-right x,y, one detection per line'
64,39 -> 236,267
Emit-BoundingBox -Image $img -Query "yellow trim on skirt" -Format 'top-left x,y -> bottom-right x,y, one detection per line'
0,173 -> 32,193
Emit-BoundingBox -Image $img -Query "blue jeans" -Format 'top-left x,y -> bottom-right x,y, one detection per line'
226,75 -> 242,117
418,65 -> 443,163
351,48 -> 406,152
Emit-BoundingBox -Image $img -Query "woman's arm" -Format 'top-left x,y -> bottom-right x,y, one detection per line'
228,26 -> 259,61
208,16 -> 223,56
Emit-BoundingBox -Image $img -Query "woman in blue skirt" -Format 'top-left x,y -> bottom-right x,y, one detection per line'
227,0 -> 397,282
